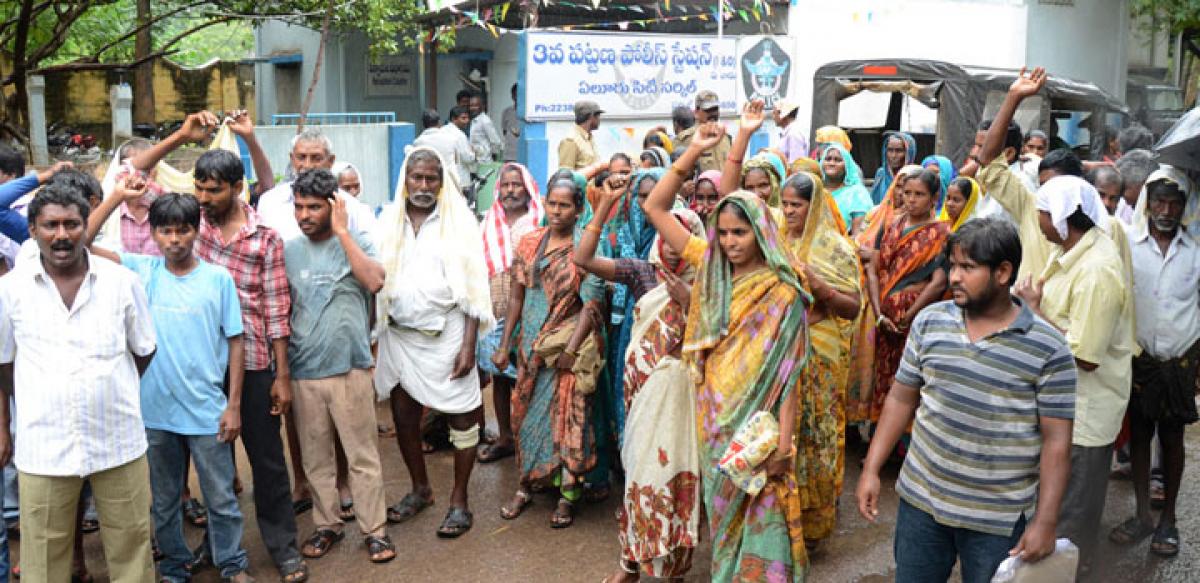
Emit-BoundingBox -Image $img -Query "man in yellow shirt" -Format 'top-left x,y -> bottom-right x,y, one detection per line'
1000,68 -> 1133,578
557,101 -> 602,170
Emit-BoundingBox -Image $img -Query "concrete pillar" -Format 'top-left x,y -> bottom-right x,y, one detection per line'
26,75 -> 48,166
110,83 -> 134,146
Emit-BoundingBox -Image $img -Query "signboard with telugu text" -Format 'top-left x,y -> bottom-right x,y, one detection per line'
366,54 -> 415,97
522,31 -> 738,121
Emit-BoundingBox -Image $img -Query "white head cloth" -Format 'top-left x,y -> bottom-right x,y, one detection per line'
1035,175 -> 1107,240
376,145 -> 495,336
1130,165 -> 1198,240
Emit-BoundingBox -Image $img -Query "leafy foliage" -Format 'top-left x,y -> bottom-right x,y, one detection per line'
1131,0 -> 1200,33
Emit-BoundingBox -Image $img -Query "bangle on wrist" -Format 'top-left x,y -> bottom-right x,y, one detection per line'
727,155 -> 743,165
670,164 -> 689,179
584,223 -> 603,235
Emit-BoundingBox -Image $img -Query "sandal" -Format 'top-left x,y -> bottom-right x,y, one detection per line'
278,558 -> 308,583
476,441 -> 515,464
183,498 -> 208,527
480,427 -> 498,445
436,507 -> 474,538
500,489 -> 532,520
550,497 -> 574,529
386,492 -> 434,524
1150,523 -> 1180,557
80,518 -> 100,534
583,483 -> 611,503
301,528 -> 344,559
292,498 -> 313,516
338,500 -> 355,522
365,534 -> 396,563
1109,517 -> 1156,545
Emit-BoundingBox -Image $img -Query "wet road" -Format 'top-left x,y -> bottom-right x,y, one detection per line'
24,394 -> 1200,582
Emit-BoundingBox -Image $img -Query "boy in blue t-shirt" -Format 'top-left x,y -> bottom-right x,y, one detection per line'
94,193 -> 253,583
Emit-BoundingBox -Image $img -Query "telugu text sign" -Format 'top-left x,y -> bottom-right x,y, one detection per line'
522,31 -> 738,121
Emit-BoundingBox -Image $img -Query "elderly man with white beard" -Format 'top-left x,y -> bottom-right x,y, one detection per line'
374,147 -> 494,538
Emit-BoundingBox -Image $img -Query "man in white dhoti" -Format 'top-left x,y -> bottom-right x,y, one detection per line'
374,146 -> 494,538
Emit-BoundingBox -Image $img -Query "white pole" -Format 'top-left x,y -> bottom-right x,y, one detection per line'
718,0 -> 724,40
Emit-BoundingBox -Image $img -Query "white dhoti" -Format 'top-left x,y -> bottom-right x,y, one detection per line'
374,309 -> 481,414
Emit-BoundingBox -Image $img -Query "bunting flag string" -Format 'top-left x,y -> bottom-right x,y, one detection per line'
441,1 -> 764,35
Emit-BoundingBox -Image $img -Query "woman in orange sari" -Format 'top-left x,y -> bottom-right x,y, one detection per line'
845,164 -> 922,422
866,169 -> 950,422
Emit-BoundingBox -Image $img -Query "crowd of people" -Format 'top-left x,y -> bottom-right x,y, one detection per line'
0,64 -> 1190,583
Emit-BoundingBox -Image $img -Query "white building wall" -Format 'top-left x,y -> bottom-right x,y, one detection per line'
1026,0 -> 1129,100
787,0 -> 1029,140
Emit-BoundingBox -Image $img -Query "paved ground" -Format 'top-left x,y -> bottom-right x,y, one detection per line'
17,392 -> 1200,582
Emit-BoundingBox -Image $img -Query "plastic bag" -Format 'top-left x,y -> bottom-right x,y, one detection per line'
990,538 -> 1078,583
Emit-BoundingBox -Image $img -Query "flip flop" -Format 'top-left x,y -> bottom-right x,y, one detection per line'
436,507 -> 474,538
292,498 -> 313,516
278,558 -> 308,583
1151,523 -> 1180,557
338,500 -> 355,522
550,497 -> 574,529
1109,517 -> 1156,545
476,442 -> 515,463
500,490 -> 532,520
301,528 -> 344,559
365,534 -> 396,563
386,492 -> 434,524
183,498 -> 208,527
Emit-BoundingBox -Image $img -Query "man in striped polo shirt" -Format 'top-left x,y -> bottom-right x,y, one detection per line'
857,218 -> 1077,583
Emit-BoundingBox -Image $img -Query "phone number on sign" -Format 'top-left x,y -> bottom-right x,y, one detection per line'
531,103 -> 576,114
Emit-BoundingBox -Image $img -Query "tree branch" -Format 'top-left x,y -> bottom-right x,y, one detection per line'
25,0 -> 96,67
88,0 -> 210,60
0,0 -> 53,46
28,49 -> 179,74
297,0 -> 335,134
157,15 -> 236,52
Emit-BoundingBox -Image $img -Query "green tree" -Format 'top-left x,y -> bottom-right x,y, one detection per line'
0,0 -> 431,142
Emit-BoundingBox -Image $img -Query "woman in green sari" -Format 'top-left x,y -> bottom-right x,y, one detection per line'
493,171 -> 607,528
646,115 -> 814,582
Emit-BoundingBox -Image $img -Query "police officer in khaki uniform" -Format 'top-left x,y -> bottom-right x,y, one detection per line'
557,101 -> 602,170
673,90 -> 731,173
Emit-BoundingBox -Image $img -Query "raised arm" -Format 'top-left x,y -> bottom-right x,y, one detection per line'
226,110 -> 275,192
332,197 -> 385,293
129,111 -> 221,172
719,99 -> 765,195
978,67 -> 1046,167
573,174 -> 629,281
650,122 -> 726,255
86,174 -> 148,244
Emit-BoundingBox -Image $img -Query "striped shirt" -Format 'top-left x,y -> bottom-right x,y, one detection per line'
0,251 -> 157,477
894,300 -> 1076,536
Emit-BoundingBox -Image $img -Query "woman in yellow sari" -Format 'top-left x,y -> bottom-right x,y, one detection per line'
779,172 -> 863,547
938,176 -> 982,231
647,119 -> 813,582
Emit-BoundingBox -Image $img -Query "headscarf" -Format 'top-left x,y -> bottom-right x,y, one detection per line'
821,143 -> 873,232
920,154 -> 957,212
613,168 -> 666,261
331,160 -> 363,193
742,153 -> 783,207
763,149 -> 789,181
814,125 -> 852,152
377,145 -> 495,334
1035,175 -> 1106,241
640,147 -> 671,168
788,157 -> 820,178
937,176 -> 982,232
1130,165 -> 1198,241
857,164 -> 923,248
650,208 -> 706,278
481,162 -> 545,277
684,191 -> 813,416
870,131 -> 917,205
655,132 -> 674,155
696,169 -> 720,214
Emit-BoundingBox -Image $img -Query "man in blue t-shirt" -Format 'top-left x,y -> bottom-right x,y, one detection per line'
93,193 -> 253,583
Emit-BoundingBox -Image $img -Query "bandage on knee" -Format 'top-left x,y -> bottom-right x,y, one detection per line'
449,423 -> 481,450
